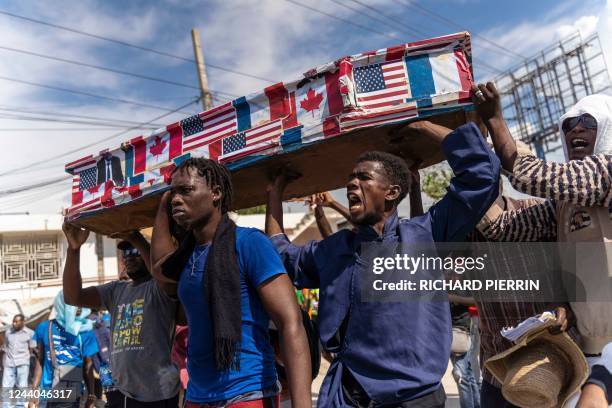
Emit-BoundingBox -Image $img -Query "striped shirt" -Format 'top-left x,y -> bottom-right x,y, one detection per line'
480,154 -> 612,241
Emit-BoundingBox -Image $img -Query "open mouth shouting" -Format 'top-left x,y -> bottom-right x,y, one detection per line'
347,192 -> 363,213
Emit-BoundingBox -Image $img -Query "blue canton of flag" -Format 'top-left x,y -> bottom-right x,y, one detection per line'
354,64 -> 386,93
180,115 -> 206,137
79,167 -> 98,191
222,132 -> 246,155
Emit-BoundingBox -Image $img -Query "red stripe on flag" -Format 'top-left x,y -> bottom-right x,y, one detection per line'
65,155 -> 94,170
168,126 -> 183,159
323,117 -> 340,138
199,101 -> 233,120
385,45 -> 405,62
283,91 -> 299,129
208,140 -> 222,162
265,83 -> 290,121
325,70 -> 344,116
357,88 -> 411,102
183,125 -> 237,152
131,139 -> 147,174
128,185 -> 142,199
454,49 -> 473,91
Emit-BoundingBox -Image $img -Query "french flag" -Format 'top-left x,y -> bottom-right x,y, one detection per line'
405,47 -> 473,108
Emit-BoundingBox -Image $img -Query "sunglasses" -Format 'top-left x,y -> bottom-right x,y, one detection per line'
122,248 -> 140,257
561,114 -> 597,134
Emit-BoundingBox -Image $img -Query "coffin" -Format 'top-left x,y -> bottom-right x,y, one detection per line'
64,32 -> 478,234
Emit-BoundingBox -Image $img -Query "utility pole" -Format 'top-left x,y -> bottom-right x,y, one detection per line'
191,28 -> 214,111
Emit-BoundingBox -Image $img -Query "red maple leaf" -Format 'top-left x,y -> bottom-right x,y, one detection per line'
86,185 -> 100,194
149,136 -> 167,157
300,88 -> 324,117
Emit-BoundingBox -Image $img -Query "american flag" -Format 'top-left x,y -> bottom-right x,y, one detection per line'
181,102 -> 237,152
353,60 -> 410,110
78,166 -> 97,191
220,120 -> 283,163
340,103 -> 418,132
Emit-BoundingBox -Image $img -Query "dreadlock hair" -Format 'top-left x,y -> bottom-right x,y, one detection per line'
357,151 -> 411,204
173,158 -> 234,214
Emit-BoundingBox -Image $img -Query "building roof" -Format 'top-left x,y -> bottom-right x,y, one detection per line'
0,214 -> 63,233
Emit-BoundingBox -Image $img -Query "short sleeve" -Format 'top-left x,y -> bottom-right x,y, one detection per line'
28,328 -> 36,348
80,330 -> 99,358
239,230 -> 286,288
33,323 -> 46,350
96,281 -> 119,311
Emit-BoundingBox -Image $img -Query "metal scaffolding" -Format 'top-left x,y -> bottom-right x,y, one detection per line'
494,32 -> 611,157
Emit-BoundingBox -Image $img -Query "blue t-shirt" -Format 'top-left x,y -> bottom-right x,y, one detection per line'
178,227 -> 285,403
33,320 -> 99,389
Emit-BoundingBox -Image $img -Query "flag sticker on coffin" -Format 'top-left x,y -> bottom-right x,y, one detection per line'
340,102 -> 418,132
353,60 -> 411,110
233,83 -> 290,131
220,120 -> 283,163
405,48 -> 472,108
178,103 -> 237,153
70,165 -> 104,213
147,133 -> 171,169
285,70 -> 344,142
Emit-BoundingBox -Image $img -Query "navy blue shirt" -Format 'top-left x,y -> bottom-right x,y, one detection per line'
271,123 -> 500,406
178,227 -> 285,403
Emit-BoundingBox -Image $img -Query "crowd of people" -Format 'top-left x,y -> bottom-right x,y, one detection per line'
1,83 -> 611,408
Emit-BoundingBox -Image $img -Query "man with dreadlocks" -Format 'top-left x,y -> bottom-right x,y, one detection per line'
150,158 -> 312,408
266,120 -> 500,408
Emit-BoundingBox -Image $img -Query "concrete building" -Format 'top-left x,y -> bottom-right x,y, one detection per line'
0,214 -> 118,302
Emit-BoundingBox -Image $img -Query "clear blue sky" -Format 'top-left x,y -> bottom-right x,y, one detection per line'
0,0 -> 609,213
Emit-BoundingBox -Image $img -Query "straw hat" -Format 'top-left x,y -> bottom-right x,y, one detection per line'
484,319 -> 588,408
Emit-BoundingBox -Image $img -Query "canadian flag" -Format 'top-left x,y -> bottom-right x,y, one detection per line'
284,60 -> 350,142
146,132 -> 170,169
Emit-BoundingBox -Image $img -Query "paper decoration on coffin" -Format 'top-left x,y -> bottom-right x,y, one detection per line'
64,32 -> 473,221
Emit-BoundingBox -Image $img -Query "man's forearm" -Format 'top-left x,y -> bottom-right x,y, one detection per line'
314,207 -> 333,238
485,117 -> 517,172
63,248 -> 84,306
151,198 -> 176,267
265,190 -> 285,236
279,322 -> 312,408
328,201 -> 351,222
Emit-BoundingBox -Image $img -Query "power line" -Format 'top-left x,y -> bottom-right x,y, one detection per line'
0,46 -> 242,101
391,0 -> 525,60
0,45 -> 201,90
0,9 -> 275,83
0,113 -> 158,129
0,128 -> 153,131
283,0 -> 401,40
338,0 -> 502,74
0,176 -> 69,197
342,0 -> 429,38
0,75 -> 195,114
0,97 -> 200,177
0,106 -> 167,128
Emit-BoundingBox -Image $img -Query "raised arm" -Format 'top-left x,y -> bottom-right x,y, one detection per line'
265,172 -> 321,289
508,154 -> 612,207
62,221 -> 102,309
408,165 -> 423,217
477,195 -> 558,242
258,275 -> 312,408
310,192 -> 351,238
400,121 -> 501,242
150,191 -> 179,295
473,82 -> 517,172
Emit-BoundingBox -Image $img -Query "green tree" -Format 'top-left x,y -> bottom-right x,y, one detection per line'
422,169 -> 452,201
